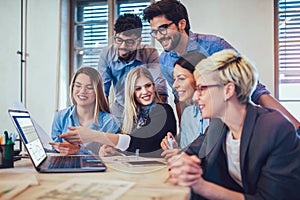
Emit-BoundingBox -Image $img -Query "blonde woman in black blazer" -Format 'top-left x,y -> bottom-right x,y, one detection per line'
168,50 -> 300,200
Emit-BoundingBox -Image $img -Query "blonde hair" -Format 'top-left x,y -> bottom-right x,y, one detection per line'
122,66 -> 160,134
194,49 -> 258,104
70,66 -> 110,123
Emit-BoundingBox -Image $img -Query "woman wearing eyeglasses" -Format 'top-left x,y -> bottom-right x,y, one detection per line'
59,67 -> 177,157
50,66 -> 120,155
167,49 -> 300,199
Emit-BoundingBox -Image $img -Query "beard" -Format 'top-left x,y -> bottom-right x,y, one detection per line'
158,32 -> 182,52
118,49 -> 137,63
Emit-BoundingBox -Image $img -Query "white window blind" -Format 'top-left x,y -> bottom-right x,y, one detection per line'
119,2 -> 152,44
277,0 -> 300,101
73,0 -> 151,70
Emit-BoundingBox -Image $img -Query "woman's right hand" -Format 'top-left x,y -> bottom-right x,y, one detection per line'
160,132 -> 179,150
49,141 -> 80,155
160,132 -> 180,161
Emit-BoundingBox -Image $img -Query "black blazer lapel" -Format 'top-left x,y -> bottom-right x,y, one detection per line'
199,118 -> 227,159
240,104 -> 259,190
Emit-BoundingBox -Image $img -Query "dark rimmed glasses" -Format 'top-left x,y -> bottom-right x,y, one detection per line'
114,36 -> 139,46
150,22 -> 174,38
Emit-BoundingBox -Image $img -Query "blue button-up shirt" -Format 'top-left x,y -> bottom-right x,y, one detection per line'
180,104 -> 209,149
159,31 -> 269,103
51,105 -> 120,154
98,44 -> 167,111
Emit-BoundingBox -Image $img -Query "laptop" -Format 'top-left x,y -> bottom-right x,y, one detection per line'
8,109 -> 107,173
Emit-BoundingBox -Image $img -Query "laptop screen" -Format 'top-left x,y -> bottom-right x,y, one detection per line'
9,110 -> 47,167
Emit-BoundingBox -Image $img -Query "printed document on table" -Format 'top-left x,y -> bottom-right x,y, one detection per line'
0,174 -> 39,200
36,178 -> 135,200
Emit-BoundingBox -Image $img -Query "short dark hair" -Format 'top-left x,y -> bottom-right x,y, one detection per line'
174,51 -> 206,73
143,0 -> 190,34
114,14 -> 142,37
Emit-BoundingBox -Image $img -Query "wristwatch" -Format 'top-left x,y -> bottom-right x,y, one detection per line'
297,126 -> 300,138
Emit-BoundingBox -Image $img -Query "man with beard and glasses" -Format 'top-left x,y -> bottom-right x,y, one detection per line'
143,0 -> 300,130
98,14 -> 167,124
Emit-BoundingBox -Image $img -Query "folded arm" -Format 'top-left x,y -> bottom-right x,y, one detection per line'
168,153 -> 244,200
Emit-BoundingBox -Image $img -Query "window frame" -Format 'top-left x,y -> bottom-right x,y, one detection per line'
274,0 -> 300,101
69,0 -> 153,84
274,0 -> 279,98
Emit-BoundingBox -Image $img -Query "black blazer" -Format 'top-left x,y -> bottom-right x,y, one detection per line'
125,103 -> 177,157
187,103 -> 300,200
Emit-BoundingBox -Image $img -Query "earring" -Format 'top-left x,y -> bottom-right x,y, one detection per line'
224,98 -> 227,102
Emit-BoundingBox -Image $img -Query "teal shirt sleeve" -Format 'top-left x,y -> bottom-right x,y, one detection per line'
51,110 -> 64,142
180,105 -> 209,149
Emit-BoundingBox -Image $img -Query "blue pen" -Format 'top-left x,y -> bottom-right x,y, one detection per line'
4,131 -> 9,145
167,136 -> 173,149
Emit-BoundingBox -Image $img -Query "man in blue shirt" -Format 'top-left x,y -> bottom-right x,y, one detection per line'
143,0 -> 300,129
98,14 -> 167,123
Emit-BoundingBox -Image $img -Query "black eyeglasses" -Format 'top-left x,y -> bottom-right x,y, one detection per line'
150,22 -> 174,38
114,36 -> 139,46
195,84 -> 223,95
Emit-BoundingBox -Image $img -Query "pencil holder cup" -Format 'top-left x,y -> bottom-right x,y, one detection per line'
0,144 -> 14,168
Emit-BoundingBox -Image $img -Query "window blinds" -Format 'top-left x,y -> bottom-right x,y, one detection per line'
74,0 -> 151,69
278,0 -> 300,84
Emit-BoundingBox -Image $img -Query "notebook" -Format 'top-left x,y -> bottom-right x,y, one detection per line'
8,109 -> 107,173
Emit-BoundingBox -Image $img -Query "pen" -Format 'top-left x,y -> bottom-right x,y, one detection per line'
135,149 -> 139,160
10,132 -> 17,143
167,136 -> 173,149
0,187 -> 15,198
4,131 -> 9,145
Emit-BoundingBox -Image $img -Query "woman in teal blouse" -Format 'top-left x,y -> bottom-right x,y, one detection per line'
51,66 -> 120,155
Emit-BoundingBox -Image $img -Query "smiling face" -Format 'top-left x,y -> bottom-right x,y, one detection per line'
134,75 -> 155,106
193,72 -> 225,119
72,73 -> 96,108
149,15 -> 183,52
173,64 -> 195,102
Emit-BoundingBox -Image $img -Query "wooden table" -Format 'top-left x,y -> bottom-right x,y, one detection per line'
0,156 -> 190,199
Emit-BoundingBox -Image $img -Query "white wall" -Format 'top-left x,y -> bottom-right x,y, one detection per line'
0,0 -> 22,134
184,0 -> 274,93
0,0 -> 60,135
0,0 -> 274,136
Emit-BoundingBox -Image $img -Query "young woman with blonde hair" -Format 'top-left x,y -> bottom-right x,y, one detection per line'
59,66 -> 177,157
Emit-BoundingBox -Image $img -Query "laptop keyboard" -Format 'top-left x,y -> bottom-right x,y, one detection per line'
48,156 -> 81,169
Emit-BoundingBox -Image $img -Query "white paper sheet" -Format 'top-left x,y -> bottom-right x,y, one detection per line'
36,178 -> 135,200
